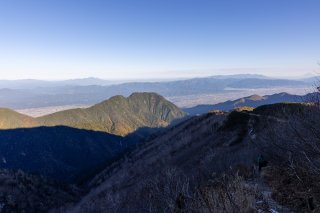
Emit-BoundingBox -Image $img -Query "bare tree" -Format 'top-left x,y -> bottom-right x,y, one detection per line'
252,80 -> 320,211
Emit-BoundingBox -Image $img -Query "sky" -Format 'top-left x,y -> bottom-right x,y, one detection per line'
0,0 -> 319,80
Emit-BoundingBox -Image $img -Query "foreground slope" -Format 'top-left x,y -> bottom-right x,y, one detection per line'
0,169 -> 81,213
65,102 -> 317,212
66,109 -> 259,212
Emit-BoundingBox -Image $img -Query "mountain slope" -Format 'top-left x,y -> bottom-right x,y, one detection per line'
37,92 -> 186,136
184,92 -> 309,115
66,110 -> 258,212
0,126 -> 126,182
65,103 -> 312,212
0,93 -> 184,183
0,92 -> 186,136
1,102 -> 317,212
0,169 -> 81,212
0,108 -> 37,129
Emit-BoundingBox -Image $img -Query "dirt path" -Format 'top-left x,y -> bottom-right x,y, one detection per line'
247,168 -> 293,213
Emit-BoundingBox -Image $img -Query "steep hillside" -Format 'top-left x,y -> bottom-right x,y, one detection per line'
0,93 -> 186,136
184,92 -> 310,115
0,126 -> 127,182
65,110 -> 258,212
64,102 -> 318,212
37,92 -> 186,136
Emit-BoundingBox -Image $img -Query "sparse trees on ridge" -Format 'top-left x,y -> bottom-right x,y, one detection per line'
254,82 -> 320,211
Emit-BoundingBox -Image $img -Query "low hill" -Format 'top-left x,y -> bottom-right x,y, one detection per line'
184,92 -> 310,115
0,108 -> 37,128
0,92 -> 186,136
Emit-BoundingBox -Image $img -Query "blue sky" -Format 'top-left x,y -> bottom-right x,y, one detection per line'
0,0 -> 319,79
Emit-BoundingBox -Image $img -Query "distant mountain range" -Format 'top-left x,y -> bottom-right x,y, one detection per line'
183,92 -> 315,115
0,77 -> 114,89
0,75 -> 264,89
0,92 -> 185,136
0,74 -> 314,109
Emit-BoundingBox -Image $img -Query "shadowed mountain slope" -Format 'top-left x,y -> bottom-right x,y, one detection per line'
0,169 -> 82,212
0,126 -> 126,182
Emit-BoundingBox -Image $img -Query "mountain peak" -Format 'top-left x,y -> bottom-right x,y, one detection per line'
0,93 -> 186,136
41,92 -> 186,136
129,92 -> 163,98
105,95 -> 127,102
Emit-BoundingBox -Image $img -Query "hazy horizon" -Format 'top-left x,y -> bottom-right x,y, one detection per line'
0,71 -> 318,81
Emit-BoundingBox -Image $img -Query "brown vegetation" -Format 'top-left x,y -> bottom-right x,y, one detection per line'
252,93 -> 320,212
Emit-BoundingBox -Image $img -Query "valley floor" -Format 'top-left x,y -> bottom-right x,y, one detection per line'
16,104 -> 91,117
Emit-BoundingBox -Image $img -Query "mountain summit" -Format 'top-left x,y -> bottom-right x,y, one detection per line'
0,92 -> 186,136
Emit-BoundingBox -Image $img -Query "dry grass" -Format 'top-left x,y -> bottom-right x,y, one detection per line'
264,165 -> 320,212
122,168 -> 264,213
254,102 -> 320,212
